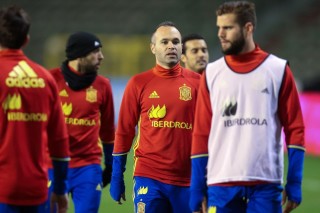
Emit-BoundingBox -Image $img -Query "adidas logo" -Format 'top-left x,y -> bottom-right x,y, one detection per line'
261,88 -> 269,94
59,89 -> 68,97
6,60 -> 45,88
94,41 -> 100,47
149,91 -> 160,98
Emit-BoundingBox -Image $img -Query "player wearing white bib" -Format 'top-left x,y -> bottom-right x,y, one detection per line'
189,2 -> 305,213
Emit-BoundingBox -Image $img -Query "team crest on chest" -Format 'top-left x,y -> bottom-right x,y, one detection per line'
86,86 -> 97,103
179,84 -> 192,101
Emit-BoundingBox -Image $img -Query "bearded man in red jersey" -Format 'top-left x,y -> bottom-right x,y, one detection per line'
47,31 -> 115,213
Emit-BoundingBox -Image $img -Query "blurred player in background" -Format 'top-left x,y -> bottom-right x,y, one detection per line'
181,33 -> 209,74
48,32 -> 115,213
110,21 -> 200,213
0,5 -> 69,213
189,1 -> 305,213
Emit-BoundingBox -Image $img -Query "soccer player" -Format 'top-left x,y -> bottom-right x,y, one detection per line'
0,5 -> 70,213
181,33 -> 209,74
110,21 -> 201,213
189,1 -> 305,213
48,32 -> 115,213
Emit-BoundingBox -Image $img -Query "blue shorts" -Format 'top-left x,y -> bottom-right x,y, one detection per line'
47,164 -> 102,213
133,176 -> 191,213
0,202 -> 47,213
207,183 -> 283,213
47,169 -> 54,213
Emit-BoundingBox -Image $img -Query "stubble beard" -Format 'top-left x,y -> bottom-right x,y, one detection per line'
222,32 -> 245,55
78,63 -> 98,74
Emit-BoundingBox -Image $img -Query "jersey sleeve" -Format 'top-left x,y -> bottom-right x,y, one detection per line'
278,65 -> 305,149
99,78 -> 115,143
191,73 -> 212,157
47,78 -> 70,161
113,77 -> 141,154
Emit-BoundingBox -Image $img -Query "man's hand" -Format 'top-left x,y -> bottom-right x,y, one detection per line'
189,157 -> 208,212
282,148 -> 304,213
201,196 -> 207,213
50,192 -> 68,213
109,154 -> 127,204
110,176 -> 126,204
102,142 -> 114,187
192,197 -> 207,213
102,164 -> 112,187
282,190 -> 299,213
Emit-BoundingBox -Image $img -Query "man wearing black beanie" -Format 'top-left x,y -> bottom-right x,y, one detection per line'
47,32 -> 115,213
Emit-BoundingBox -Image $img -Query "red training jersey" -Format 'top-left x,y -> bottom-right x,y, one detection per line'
114,63 -> 200,186
50,68 -> 115,168
0,50 -> 69,205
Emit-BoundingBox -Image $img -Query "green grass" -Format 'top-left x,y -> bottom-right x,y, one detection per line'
67,154 -> 320,213
292,155 -> 320,212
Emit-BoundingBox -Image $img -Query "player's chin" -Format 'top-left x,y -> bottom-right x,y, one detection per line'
167,57 -> 179,63
196,63 -> 206,69
197,61 -> 207,66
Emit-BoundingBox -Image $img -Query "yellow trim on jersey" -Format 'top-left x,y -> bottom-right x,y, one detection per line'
112,152 -> 129,156
132,178 -> 136,201
287,145 -> 306,151
51,157 -> 70,161
132,116 -> 142,173
191,154 -> 209,159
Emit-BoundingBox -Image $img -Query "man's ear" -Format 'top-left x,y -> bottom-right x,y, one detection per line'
22,35 -> 30,48
245,22 -> 254,34
181,54 -> 187,64
150,42 -> 156,55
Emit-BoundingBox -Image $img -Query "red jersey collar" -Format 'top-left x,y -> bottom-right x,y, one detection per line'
225,45 -> 269,73
153,63 -> 182,78
0,49 -> 24,57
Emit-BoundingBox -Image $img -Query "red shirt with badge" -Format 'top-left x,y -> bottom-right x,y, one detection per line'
50,68 -> 115,168
114,63 -> 200,186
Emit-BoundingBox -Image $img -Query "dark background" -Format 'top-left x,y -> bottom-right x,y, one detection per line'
2,0 -> 320,90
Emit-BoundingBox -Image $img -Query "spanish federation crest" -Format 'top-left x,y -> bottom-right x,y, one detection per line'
137,201 -> 146,213
86,86 -> 97,103
179,84 -> 192,101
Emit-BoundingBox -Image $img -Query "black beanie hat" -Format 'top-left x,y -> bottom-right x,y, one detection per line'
65,32 -> 102,60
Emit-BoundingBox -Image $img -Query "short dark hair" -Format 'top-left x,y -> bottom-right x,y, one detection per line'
216,1 -> 257,29
182,33 -> 205,54
154,21 -> 176,32
0,5 -> 30,49
151,21 -> 177,43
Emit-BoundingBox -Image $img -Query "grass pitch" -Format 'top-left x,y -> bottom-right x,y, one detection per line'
67,154 -> 320,213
